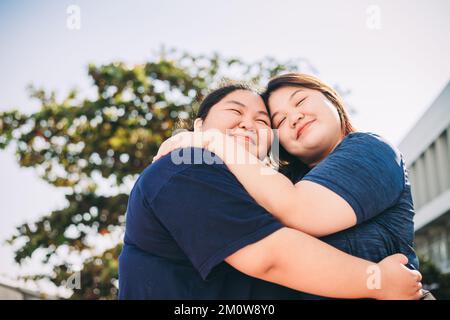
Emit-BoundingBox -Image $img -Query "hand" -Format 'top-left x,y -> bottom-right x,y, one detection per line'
152,130 -> 226,163
373,254 -> 423,300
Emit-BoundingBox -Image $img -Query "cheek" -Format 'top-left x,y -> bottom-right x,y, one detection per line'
321,109 -> 342,133
203,115 -> 234,133
319,100 -> 341,126
277,127 -> 296,149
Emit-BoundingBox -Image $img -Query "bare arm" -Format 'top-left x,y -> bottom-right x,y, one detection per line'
220,143 -> 357,237
225,227 -> 422,299
153,131 -> 356,237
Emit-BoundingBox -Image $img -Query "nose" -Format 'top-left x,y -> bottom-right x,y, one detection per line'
238,117 -> 256,131
289,110 -> 305,128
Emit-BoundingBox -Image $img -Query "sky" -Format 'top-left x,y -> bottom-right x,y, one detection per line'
0,0 -> 449,294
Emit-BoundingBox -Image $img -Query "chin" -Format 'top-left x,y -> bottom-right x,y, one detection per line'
301,130 -> 325,149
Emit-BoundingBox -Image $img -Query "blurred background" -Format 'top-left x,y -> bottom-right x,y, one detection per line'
0,0 -> 449,299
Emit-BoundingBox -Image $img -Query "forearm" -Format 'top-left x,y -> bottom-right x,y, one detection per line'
259,228 -> 377,299
218,141 -> 298,221
215,141 -> 355,237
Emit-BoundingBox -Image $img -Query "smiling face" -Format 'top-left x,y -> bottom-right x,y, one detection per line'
268,86 -> 344,166
195,89 -> 273,160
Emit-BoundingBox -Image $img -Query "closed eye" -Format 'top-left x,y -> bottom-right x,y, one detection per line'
296,97 -> 307,107
257,118 -> 270,126
229,108 -> 242,115
276,117 -> 286,128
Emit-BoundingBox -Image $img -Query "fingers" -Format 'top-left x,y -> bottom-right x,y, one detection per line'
414,288 -> 424,300
392,253 -> 408,265
152,144 -> 165,162
416,282 -> 423,291
410,278 -> 423,300
152,141 -> 171,163
405,283 -> 423,300
413,270 -> 423,282
152,130 -> 224,164
152,132 -> 192,163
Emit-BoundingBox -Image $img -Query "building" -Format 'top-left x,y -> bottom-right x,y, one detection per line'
399,81 -> 450,273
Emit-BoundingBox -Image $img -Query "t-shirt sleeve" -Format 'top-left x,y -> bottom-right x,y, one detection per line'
148,164 -> 284,280
302,133 -> 405,224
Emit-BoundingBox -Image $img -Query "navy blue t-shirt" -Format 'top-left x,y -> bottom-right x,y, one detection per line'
119,147 -> 308,299
300,132 -> 418,269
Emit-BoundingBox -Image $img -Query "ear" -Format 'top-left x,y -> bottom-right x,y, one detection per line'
193,118 -> 203,132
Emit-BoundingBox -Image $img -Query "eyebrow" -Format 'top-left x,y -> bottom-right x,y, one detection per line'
289,88 -> 304,101
225,100 -> 247,108
225,100 -> 270,118
271,89 -> 305,122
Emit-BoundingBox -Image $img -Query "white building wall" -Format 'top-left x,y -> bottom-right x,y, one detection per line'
399,81 -> 450,272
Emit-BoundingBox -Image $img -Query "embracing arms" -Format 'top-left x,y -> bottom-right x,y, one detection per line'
225,227 -> 422,299
150,155 -> 421,300
220,158 -> 357,237
153,131 -> 357,237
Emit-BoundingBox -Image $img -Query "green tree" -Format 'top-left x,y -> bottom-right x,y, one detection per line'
0,48 -> 312,299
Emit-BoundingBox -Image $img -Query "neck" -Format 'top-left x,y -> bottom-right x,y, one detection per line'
301,136 -> 344,168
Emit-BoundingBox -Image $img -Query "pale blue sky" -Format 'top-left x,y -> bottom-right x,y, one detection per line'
0,0 -> 449,293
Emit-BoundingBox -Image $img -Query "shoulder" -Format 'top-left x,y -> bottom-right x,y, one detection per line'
340,132 -> 395,148
334,132 -> 402,162
137,147 -> 236,203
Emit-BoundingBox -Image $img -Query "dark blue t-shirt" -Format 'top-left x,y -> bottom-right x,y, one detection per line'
300,132 -> 418,269
119,132 -> 418,299
119,147 -> 308,299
